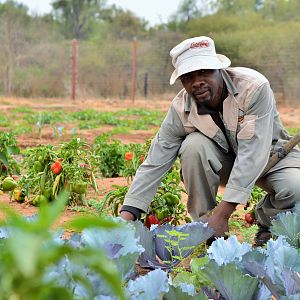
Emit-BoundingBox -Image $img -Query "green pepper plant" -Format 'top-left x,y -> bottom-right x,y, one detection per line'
0,132 -> 20,178
17,138 -> 98,206
146,165 -> 190,226
93,134 -> 126,178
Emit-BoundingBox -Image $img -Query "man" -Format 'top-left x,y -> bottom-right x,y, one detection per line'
120,36 -> 300,246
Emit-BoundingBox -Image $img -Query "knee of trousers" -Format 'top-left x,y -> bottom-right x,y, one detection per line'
179,132 -> 218,163
274,180 -> 300,209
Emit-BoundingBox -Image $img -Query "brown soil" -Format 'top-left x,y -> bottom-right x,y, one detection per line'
1,97 -> 300,229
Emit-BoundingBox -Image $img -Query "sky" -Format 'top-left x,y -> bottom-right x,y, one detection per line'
15,0 -> 183,26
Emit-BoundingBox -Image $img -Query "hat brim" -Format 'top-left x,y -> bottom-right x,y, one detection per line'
170,54 -> 231,85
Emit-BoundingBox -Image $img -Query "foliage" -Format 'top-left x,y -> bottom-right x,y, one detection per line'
149,167 -> 189,226
93,134 -> 126,177
100,184 -> 129,217
18,144 -> 57,199
0,131 -> 20,177
18,138 -> 98,206
122,142 -> 145,182
0,0 -> 300,100
101,5 -> 148,39
52,0 -> 105,39
0,191 -> 125,300
101,162 -> 189,225
288,127 -> 300,136
249,185 -> 266,205
157,229 -> 195,267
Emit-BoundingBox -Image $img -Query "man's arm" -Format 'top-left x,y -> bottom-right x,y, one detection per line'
223,82 -> 275,204
120,105 -> 186,216
208,83 -> 275,237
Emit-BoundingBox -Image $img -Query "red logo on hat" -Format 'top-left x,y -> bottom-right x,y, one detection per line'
190,40 -> 209,49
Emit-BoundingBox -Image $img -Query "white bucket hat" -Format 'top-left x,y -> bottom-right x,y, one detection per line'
169,36 -> 231,85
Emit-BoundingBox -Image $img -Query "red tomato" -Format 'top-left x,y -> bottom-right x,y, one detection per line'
245,212 -> 254,224
145,214 -> 160,229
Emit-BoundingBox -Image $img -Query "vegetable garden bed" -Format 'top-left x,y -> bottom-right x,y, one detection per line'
0,97 -> 300,299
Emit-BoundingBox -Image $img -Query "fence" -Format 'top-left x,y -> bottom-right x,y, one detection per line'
0,35 -> 299,105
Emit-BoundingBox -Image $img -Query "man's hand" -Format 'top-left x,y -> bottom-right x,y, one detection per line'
120,210 -> 135,221
207,201 -> 237,237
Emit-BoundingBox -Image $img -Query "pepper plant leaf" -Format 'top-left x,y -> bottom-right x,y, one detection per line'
6,145 -> 20,155
0,151 -> 9,167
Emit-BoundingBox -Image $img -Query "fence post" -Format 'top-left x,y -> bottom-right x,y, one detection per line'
144,72 -> 148,98
71,39 -> 78,100
131,37 -> 137,103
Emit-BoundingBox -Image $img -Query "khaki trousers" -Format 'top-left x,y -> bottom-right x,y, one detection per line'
178,131 -> 300,228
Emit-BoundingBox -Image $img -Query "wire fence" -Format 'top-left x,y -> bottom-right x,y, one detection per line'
0,37 -> 299,105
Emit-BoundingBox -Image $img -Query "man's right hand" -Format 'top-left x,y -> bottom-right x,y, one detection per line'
120,210 -> 135,221
207,201 -> 237,237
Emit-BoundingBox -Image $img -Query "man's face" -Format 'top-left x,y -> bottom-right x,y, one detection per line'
180,69 -> 223,109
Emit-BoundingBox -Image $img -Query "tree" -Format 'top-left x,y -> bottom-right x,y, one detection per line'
52,0 -> 107,39
213,0 -> 257,14
0,1 -> 30,95
256,0 -> 300,21
100,5 -> 148,40
167,0 -> 215,31
177,0 -> 202,22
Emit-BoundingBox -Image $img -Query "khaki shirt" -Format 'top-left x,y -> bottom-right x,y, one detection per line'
123,67 -> 300,211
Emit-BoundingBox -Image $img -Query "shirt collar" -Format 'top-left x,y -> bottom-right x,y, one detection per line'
220,69 -> 239,96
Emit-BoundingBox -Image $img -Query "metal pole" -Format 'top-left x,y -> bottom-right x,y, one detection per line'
131,37 -> 137,103
71,39 -> 77,100
144,72 -> 148,98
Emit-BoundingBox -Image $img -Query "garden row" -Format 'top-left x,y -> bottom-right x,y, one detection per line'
0,130 -> 191,226
0,107 -> 165,136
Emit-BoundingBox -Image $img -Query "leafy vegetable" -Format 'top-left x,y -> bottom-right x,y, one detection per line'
133,221 -> 214,269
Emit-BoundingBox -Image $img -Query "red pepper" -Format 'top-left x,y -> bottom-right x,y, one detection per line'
140,155 -> 145,163
1,164 -> 7,172
145,214 -> 160,229
124,152 -> 134,161
51,161 -> 62,175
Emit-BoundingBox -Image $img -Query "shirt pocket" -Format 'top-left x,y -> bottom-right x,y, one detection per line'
237,115 -> 257,140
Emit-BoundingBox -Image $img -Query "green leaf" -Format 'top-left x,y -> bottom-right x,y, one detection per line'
271,212 -> 300,247
34,190 -> 69,231
7,232 -> 43,277
203,261 -> 259,300
73,248 -> 126,300
63,215 -> 121,232
6,145 -> 20,155
0,151 -> 9,167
